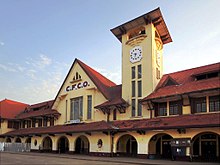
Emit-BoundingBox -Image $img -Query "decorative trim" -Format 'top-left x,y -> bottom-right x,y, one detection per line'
126,34 -> 147,46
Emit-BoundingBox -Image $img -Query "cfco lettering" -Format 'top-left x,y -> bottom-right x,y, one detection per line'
66,81 -> 89,92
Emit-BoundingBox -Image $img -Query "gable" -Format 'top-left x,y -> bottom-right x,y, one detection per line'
162,76 -> 179,87
52,59 -> 117,109
52,60 -> 98,109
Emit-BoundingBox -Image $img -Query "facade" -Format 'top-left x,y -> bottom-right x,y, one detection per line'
0,8 -> 219,162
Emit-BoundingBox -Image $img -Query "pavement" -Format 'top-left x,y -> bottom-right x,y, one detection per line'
0,152 -> 219,165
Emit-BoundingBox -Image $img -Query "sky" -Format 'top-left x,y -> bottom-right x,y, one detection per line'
0,0 -> 220,104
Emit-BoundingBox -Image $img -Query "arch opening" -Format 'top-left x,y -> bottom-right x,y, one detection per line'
148,133 -> 173,159
192,132 -> 220,161
75,135 -> 89,154
25,137 -> 31,144
116,134 -> 138,157
5,137 -> 11,143
15,137 -> 22,143
57,136 -> 69,153
42,136 -> 53,152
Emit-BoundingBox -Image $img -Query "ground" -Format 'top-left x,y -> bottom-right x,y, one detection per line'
0,152 -> 219,165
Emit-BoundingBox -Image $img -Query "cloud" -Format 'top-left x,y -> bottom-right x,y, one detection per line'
26,69 -> 37,79
39,54 -> 52,66
26,54 -> 52,69
0,64 -> 17,72
199,30 -> 220,46
94,67 -> 121,84
0,42 -> 4,46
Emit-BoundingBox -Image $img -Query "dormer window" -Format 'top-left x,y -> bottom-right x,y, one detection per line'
33,108 -> 39,111
195,71 -> 219,81
162,76 -> 179,87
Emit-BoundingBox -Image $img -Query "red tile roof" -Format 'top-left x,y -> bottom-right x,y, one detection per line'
112,112 -> 220,131
0,99 -> 29,119
16,100 -> 60,119
16,109 -> 60,119
2,112 -> 219,136
95,85 -> 128,108
2,120 -> 114,136
142,62 -> 220,101
77,59 -> 116,100
28,100 -> 54,110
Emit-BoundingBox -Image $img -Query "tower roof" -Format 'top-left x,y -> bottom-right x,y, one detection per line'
111,7 -> 172,44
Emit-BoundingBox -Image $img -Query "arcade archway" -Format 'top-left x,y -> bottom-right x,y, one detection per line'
57,136 -> 69,153
148,133 -> 173,159
5,137 -> 11,143
15,137 -> 22,143
192,132 -> 220,161
42,136 -> 52,152
116,134 -> 138,157
25,137 -> 31,144
75,136 -> 90,154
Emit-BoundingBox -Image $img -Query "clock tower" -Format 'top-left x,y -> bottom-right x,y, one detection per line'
111,8 -> 172,117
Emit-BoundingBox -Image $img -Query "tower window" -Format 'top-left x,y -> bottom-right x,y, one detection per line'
132,66 -> 135,79
132,81 -> 135,97
132,99 -> 136,117
156,68 -> 160,79
128,26 -> 145,39
138,80 -> 142,97
138,100 -> 142,116
138,65 -> 142,79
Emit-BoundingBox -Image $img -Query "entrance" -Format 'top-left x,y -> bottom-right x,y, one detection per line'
5,138 -> 11,143
75,136 -> 89,154
25,137 -> 31,144
192,132 -> 219,161
116,134 -> 138,157
15,137 -> 22,143
149,133 -> 173,159
57,136 -> 69,153
42,136 -> 52,152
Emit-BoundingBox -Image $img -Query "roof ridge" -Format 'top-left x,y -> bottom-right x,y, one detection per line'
0,98 -> 28,105
77,59 -> 117,100
30,99 -> 54,106
164,62 -> 220,76
76,59 -> 116,87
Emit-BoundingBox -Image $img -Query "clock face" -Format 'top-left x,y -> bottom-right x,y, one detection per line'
130,46 -> 142,63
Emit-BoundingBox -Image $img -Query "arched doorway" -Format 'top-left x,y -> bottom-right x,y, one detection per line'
148,133 -> 173,159
75,136 -> 89,154
25,137 -> 31,144
57,136 -> 69,153
192,132 -> 220,161
42,136 -> 52,152
116,134 -> 138,157
5,137 -> 11,143
15,137 -> 22,143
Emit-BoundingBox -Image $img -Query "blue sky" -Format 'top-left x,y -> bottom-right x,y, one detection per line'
0,0 -> 220,104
